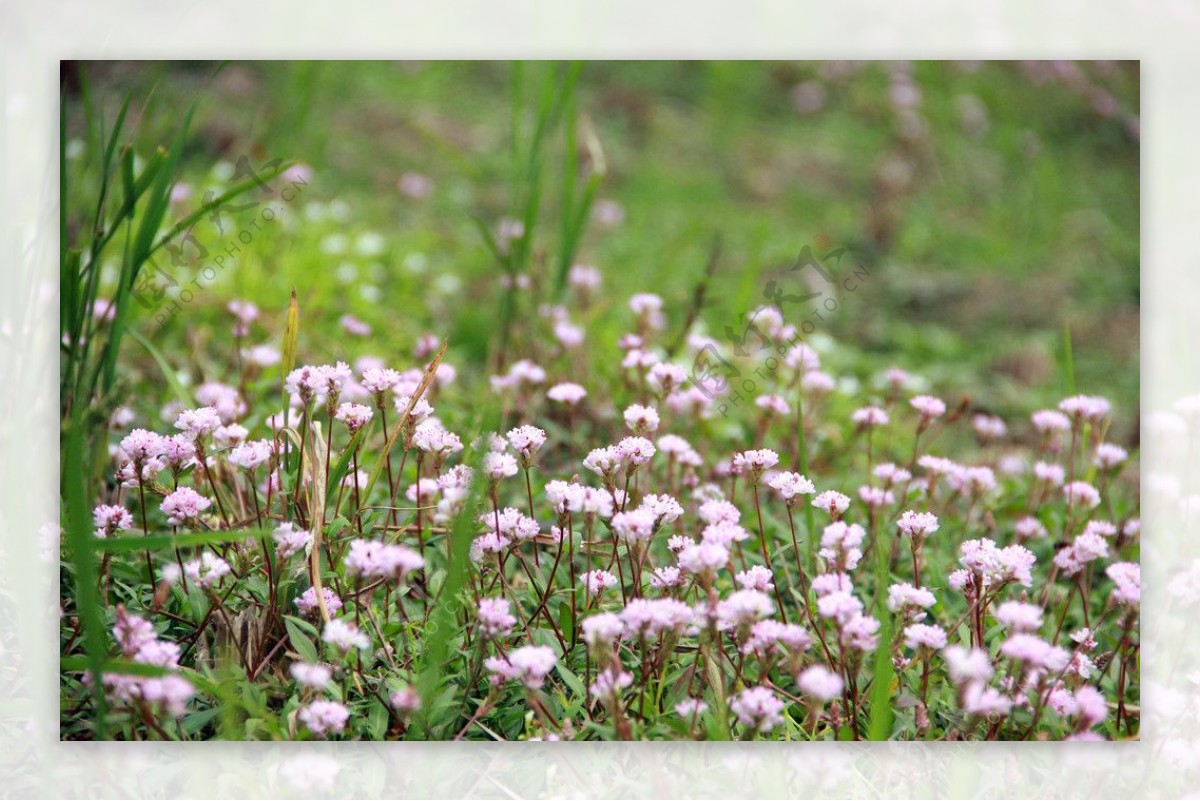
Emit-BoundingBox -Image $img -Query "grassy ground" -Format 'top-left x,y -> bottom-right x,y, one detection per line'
64,60 -> 1139,428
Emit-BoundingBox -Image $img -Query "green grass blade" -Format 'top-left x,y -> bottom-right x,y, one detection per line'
126,328 -> 193,407
63,412 -> 110,738
87,527 -> 275,556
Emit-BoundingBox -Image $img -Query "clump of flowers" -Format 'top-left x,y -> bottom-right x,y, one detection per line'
66,276 -> 1139,745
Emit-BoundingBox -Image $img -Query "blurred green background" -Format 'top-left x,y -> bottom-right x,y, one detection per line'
62,61 -> 1140,435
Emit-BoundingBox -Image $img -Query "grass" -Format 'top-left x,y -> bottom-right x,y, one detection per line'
58,60 -> 1139,742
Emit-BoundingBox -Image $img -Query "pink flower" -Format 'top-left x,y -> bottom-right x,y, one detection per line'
812,490 -> 851,518
904,623 -> 948,650
344,539 -> 425,581
581,569 -> 620,596
485,645 -> 557,689
1106,562 -> 1140,605
698,499 -> 741,525
796,665 -> 843,702
943,645 -> 994,684
699,521 -> 748,547
718,590 -> 776,629
194,383 -> 246,423
768,471 -> 816,504
851,405 -> 889,427
290,662 -> 332,690
1059,395 -> 1111,423
730,686 -> 785,732
547,382 -> 588,405
619,598 -> 694,639
296,587 -> 343,617
787,344 -> 821,373
182,552 -> 230,588
819,521 -> 865,571
756,394 -> 791,416
802,370 -> 836,394
615,436 -> 656,467
1031,409 -> 1071,434
874,462 -> 911,486
339,314 -> 371,336
962,682 -> 1012,717
887,582 -> 936,618
648,363 -> 688,395
743,620 -> 811,658
92,504 -> 133,539
1053,530 -> 1109,577
994,601 -> 1043,632
917,455 -> 958,477
811,572 -> 853,596
640,493 -> 684,525
399,171 -> 433,200
1014,516 -> 1048,541
675,698 -> 709,718
582,446 -> 620,479
958,538 -> 1036,588
734,449 -> 779,480
840,613 -> 881,651
910,394 -> 946,421
972,414 -> 1007,440
391,393 -> 434,424
322,619 -> 370,652
273,522 -> 312,559
858,485 -> 894,508
628,293 -> 665,329
482,451 -> 518,482
582,613 -> 624,648
334,402 -> 373,433
650,566 -> 683,589
568,264 -> 602,292
174,406 -> 223,439
589,667 -> 633,702
736,565 -> 776,593
299,700 -> 349,736
360,367 -> 403,397
1034,461 -> 1066,486
1094,443 -> 1128,469
390,686 -> 422,713
1000,634 -> 1069,671
160,487 -> 211,525
213,423 -> 249,448
611,508 -> 657,543
480,507 -> 539,542
817,591 -> 864,625
946,465 -> 997,496
477,597 -> 517,638
897,510 -> 939,539
120,429 -> 167,465
623,404 -> 660,434
1073,685 -> 1108,729
506,425 -> 547,464
228,439 -> 272,470
883,367 -> 910,390
678,541 -> 729,579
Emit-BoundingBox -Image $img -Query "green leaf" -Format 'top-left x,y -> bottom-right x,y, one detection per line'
555,662 -> 585,701
324,425 -> 367,507
181,706 -> 221,737
284,617 -> 319,664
